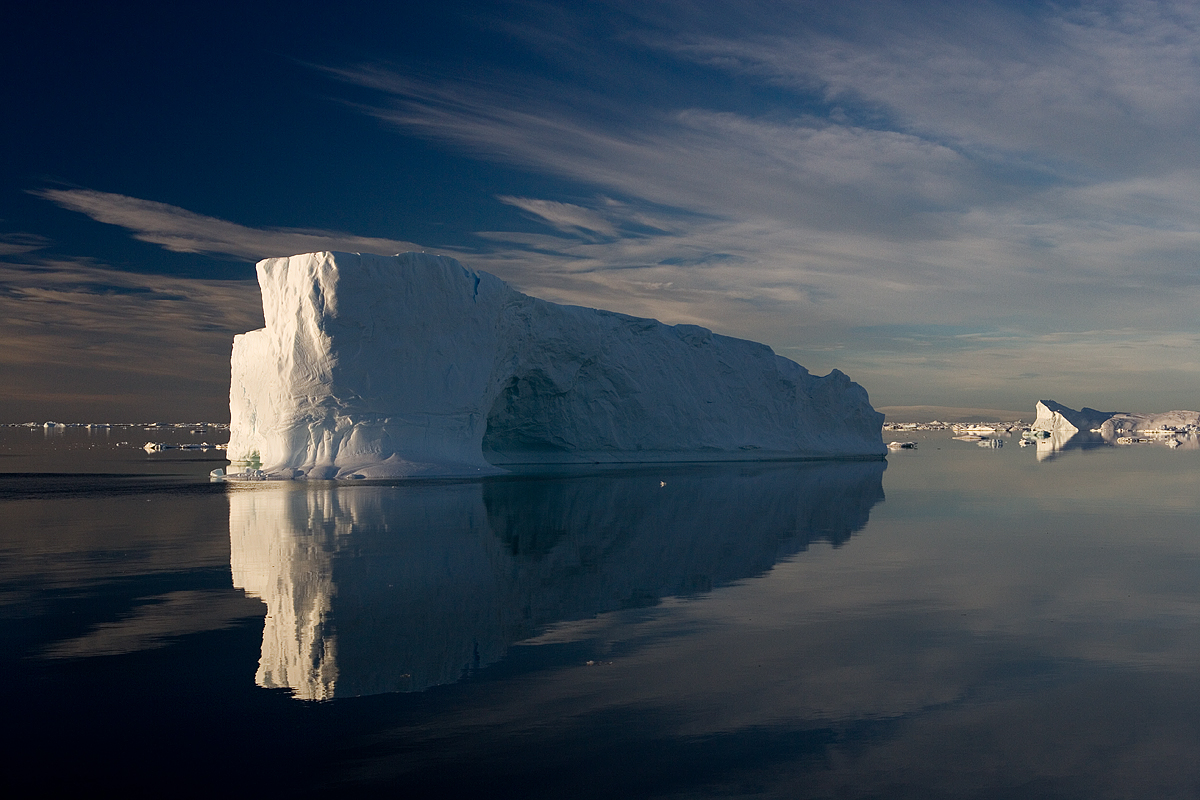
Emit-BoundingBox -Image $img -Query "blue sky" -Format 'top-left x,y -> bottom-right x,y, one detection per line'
3,0 -> 1200,420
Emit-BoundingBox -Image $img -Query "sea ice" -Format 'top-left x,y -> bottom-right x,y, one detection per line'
226,251 -> 885,479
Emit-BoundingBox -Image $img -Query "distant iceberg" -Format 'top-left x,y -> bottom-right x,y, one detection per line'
226,252 -> 884,479
1031,400 -> 1118,436
1030,400 -> 1200,459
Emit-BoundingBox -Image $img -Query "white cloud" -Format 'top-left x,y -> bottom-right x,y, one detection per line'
33,188 -> 432,261
497,196 -> 617,238
0,232 -> 50,256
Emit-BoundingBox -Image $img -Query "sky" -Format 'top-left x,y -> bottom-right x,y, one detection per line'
3,0 -> 1200,421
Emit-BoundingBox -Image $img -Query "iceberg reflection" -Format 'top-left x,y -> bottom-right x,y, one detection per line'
229,461 -> 885,699
1034,428 -> 1097,461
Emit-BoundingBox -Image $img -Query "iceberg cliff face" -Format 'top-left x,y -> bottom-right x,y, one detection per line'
228,251 -> 885,478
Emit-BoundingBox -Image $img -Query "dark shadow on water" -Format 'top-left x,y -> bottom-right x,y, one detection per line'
228,460 -> 886,699
0,473 -> 224,500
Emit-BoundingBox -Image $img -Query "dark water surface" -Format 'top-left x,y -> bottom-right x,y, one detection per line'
6,427 -> 1200,797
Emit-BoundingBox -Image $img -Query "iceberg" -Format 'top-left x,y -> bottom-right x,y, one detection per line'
227,252 -> 885,479
1031,400 -> 1117,436
1028,400 -> 1200,460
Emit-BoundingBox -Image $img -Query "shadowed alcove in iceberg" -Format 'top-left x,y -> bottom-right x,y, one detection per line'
228,460 -> 885,699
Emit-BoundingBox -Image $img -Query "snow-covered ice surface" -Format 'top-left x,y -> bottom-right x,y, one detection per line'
227,252 -> 885,479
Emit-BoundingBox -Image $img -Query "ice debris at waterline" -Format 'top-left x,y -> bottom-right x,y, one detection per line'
224,251 -> 885,480
145,441 -> 225,452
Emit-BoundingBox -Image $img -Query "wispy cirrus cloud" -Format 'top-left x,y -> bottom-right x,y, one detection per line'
343,66 -> 1200,313
340,67 -> 977,238
497,196 -> 617,238
319,0 -> 1200,411
638,0 -> 1200,172
0,232 -> 50,256
24,1 -> 1200,414
33,188 -> 432,261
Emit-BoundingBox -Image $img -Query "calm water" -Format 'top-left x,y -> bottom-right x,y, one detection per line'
6,426 -> 1200,797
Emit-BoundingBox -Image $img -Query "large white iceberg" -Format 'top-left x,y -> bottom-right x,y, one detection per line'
227,251 -> 885,479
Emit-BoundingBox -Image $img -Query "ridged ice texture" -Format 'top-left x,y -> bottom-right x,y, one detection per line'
228,251 -> 885,478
